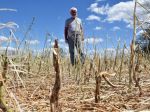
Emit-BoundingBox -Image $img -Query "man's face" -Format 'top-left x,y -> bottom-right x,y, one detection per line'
70,10 -> 77,18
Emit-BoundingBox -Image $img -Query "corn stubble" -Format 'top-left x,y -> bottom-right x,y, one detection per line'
1,37 -> 150,111
1,1 -> 150,111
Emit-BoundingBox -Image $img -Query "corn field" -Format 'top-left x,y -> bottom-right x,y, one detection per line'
0,1 -> 150,112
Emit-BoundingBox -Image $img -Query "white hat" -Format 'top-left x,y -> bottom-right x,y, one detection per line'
70,7 -> 77,12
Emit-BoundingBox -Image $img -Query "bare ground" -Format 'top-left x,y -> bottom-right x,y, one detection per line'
4,66 -> 150,112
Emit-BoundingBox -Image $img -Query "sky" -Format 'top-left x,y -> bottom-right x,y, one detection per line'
0,0 -> 149,53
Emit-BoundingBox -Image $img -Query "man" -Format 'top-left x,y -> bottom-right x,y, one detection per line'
64,7 -> 85,66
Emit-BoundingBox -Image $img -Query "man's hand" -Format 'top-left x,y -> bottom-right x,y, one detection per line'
81,32 -> 84,41
81,37 -> 84,41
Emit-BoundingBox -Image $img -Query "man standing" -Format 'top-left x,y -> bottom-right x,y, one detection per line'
64,7 -> 85,66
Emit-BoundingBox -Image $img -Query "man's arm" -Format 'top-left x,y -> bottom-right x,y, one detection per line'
64,27 -> 68,42
64,19 -> 69,43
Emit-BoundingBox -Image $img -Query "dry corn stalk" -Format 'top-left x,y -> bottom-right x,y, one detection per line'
94,56 -> 117,103
129,1 -> 137,89
0,55 -> 11,112
99,71 -> 117,88
135,46 -> 143,96
95,71 -> 117,103
50,39 -> 61,112
129,1 -> 142,96
113,40 -> 120,71
95,71 -> 101,103
119,43 -> 125,82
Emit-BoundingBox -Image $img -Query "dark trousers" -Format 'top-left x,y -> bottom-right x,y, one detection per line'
67,33 -> 85,66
